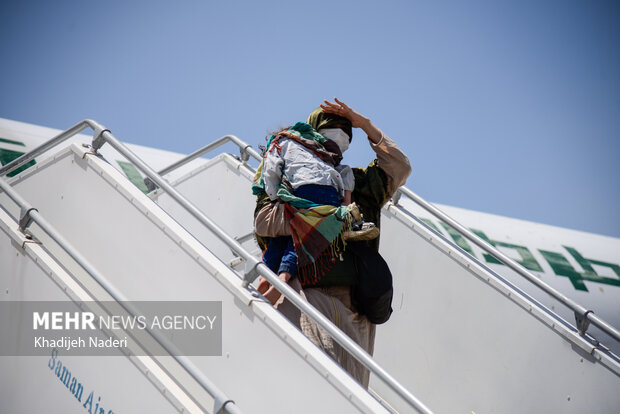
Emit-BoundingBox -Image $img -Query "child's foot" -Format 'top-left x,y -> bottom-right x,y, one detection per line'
263,285 -> 282,306
256,277 -> 270,294
344,221 -> 380,241
261,272 -> 291,306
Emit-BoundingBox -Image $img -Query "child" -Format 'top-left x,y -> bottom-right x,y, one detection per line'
255,112 -> 377,305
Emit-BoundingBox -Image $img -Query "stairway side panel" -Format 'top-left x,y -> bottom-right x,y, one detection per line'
371,208 -> 619,414
0,147 -> 380,414
0,230 -> 191,414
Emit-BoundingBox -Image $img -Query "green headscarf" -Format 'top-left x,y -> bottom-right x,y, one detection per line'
306,107 -> 353,141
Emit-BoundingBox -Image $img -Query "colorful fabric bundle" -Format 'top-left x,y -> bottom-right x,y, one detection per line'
252,122 -> 342,197
252,122 -> 352,285
284,202 -> 351,286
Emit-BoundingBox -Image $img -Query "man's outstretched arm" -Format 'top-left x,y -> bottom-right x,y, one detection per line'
321,98 -> 411,197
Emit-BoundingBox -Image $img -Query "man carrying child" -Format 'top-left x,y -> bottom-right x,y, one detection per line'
252,98 -> 411,387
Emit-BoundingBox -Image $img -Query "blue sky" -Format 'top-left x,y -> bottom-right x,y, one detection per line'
1,1 -> 619,237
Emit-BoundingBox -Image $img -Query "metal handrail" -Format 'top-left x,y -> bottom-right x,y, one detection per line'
392,186 -> 620,343
160,135 -> 261,176
0,119 -> 432,413
143,135 -> 262,192
86,122 -> 432,414
0,120 -> 103,177
0,177 -> 241,414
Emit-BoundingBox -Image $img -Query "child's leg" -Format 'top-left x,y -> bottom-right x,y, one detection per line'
278,237 -> 298,277
259,237 -> 286,295
262,236 -> 289,274
260,236 -> 293,295
263,238 -> 297,305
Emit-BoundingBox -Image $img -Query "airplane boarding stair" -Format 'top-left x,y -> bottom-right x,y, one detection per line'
148,131 -> 620,413
0,186 -> 241,414
0,121 -> 426,414
1,120 -> 619,413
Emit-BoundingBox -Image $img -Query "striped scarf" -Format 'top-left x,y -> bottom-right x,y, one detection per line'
252,123 -> 352,285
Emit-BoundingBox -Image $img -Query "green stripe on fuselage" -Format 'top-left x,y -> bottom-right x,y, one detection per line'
117,161 -> 149,193
0,148 -> 36,177
0,137 -> 26,146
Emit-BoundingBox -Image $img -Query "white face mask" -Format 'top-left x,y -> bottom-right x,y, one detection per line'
319,128 -> 350,154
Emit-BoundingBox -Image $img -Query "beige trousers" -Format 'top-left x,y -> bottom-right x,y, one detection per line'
275,278 -> 376,388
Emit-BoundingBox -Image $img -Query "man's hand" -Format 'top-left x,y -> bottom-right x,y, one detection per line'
321,97 -> 370,129
320,97 -> 383,144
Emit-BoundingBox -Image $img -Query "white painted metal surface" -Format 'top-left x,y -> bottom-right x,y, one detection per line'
2,117 -> 619,413
159,151 -> 620,413
0,207 -> 207,414
374,203 -> 619,413
398,198 -> 620,353
0,143 -> 389,413
150,155 -> 258,268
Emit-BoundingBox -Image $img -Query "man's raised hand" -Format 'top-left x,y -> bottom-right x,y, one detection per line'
320,97 -> 370,129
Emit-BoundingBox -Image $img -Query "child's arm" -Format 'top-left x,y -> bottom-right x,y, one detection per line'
262,142 -> 285,200
337,164 -> 355,205
343,190 -> 352,205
